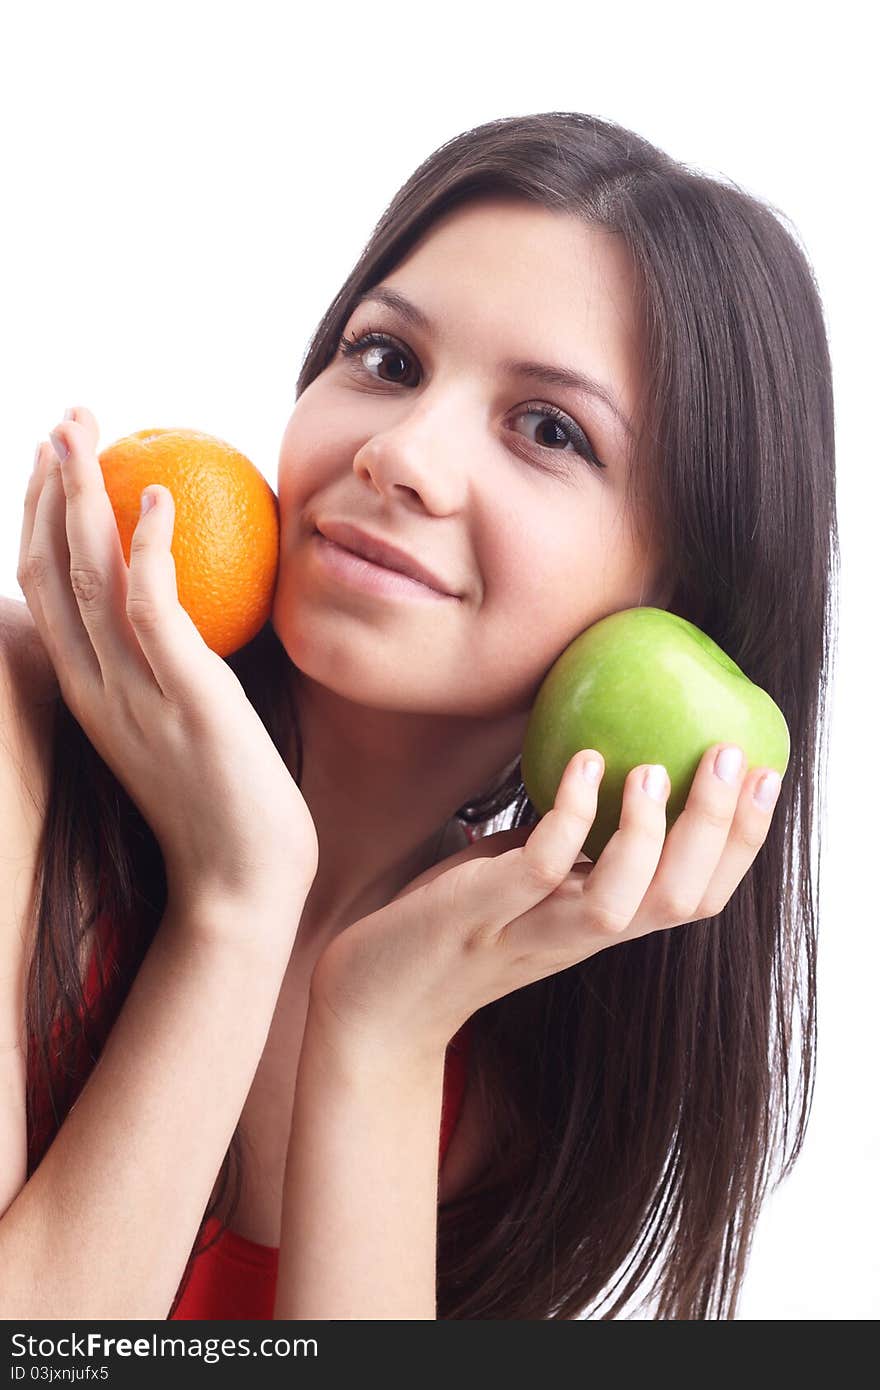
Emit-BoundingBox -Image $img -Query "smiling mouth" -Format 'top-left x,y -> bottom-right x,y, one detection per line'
312,521 -> 459,596
311,530 -> 456,604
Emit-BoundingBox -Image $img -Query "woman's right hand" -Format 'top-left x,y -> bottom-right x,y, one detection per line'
17,406 -> 318,947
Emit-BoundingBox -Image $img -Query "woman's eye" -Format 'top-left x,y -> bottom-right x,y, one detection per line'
336,327 -> 605,471
338,329 -> 418,386
511,406 -> 597,462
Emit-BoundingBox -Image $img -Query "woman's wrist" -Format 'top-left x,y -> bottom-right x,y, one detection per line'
163,872 -> 313,964
303,982 -> 449,1089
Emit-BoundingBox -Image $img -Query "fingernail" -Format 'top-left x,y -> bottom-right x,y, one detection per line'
140,489 -> 157,516
32,442 -> 42,473
643,765 -> 668,801
714,746 -> 743,784
49,431 -> 69,464
580,754 -> 602,784
63,407 -> 76,421
754,771 -> 781,811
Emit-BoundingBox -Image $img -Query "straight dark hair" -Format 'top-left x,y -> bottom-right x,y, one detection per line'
24,111 -> 837,1319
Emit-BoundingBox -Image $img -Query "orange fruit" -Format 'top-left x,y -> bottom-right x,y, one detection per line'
98,427 -> 280,657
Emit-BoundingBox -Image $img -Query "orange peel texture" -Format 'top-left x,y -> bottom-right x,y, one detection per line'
99,427 -> 280,657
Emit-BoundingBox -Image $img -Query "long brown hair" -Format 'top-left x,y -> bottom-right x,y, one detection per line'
24,111 -> 837,1319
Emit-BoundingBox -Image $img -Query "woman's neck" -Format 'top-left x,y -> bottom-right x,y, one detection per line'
286,674 -> 525,954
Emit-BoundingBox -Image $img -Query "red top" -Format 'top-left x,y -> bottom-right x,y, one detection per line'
29,821 -> 478,1321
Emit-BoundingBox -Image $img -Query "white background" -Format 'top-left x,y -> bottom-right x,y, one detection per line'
1,1 -> 875,1319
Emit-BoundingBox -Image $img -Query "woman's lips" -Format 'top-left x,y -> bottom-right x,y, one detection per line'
312,532 -> 456,603
315,519 -> 459,595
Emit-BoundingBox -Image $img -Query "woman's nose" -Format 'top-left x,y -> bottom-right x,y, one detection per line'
352,400 -> 470,513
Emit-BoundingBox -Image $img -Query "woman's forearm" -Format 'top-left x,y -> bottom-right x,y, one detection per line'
0,892 -> 307,1319
274,999 -> 445,1319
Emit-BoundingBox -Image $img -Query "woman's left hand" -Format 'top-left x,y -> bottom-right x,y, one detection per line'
308,744 -> 782,1060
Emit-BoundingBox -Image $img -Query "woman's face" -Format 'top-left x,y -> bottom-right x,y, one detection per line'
274,196 -> 664,721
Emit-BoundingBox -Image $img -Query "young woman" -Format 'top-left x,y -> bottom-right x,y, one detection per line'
0,111 -> 836,1320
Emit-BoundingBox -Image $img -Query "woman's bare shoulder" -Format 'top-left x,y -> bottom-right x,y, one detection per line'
0,597 -> 59,812
0,596 -> 59,692
0,598 -> 60,1060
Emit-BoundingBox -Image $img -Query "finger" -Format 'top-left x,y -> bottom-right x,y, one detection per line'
43,414 -> 152,687
18,440 -> 52,585
572,759 -> 672,935
446,750 -> 605,946
682,763 -> 782,921
48,414 -> 204,700
123,481 -> 223,698
17,441 -> 56,634
64,403 -> 101,451
474,756 -> 669,962
19,444 -> 104,691
624,742 -> 749,937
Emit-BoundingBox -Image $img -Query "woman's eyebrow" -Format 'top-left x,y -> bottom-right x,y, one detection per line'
351,285 -> 635,440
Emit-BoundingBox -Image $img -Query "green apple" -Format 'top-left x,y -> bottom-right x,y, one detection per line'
521,607 -> 790,863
